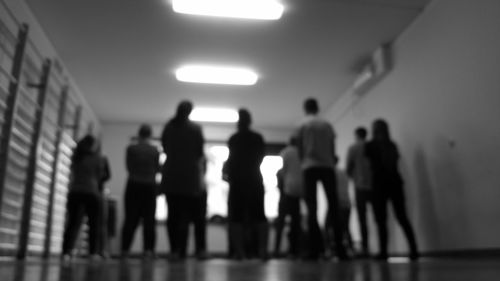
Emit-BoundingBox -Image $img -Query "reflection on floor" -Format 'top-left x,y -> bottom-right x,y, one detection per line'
1,258 -> 500,281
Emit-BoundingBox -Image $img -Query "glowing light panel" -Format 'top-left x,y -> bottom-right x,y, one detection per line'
176,65 -> 258,85
172,0 -> 284,20
189,107 -> 239,123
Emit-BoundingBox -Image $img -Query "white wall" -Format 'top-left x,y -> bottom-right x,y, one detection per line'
326,0 -> 500,254
101,121 -> 292,255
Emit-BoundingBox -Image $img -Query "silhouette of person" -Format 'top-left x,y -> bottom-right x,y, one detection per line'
295,97 -> 347,259
325,156 -> 353,256
121,124 -> 160,258
97,148 -> 111,258
193,156 -> 208,259
365,119 -> 419,260
346,127 -> 372,257
274,134 -> 303,258
160,100 -> 205,259
225,108 -> 267,260
62,135 -> 105,260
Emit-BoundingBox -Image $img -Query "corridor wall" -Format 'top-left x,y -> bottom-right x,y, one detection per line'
326,0 -> 500,254
0,0 -> 99,258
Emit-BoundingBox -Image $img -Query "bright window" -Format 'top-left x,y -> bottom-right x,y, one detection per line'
155,144 -> 283,220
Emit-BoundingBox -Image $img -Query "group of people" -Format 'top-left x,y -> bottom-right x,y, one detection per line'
274,99 -> 419,260
60,97 -> 419,261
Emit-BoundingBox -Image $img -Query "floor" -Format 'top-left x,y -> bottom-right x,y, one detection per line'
1,258 -> 500,281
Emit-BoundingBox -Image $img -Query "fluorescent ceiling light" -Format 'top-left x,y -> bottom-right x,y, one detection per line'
176,65 -> 258,85
172,0 -> 284,20
189,107 -> 239,123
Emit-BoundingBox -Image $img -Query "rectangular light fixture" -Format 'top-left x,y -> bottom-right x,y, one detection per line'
176,65 -> 258,85
172,0 -> 284,20
189,107 -> 239,123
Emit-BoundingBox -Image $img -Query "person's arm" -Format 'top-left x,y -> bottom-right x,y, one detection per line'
346,146 -> 355,178
329,124 -> 336,164
125,146 -> 132,174
101,156 -> 111,183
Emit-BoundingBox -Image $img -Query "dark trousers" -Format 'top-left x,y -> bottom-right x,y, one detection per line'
303,167 -> 346,258
372,184 -> 418,256
355,189 -> 372,254
62,192 -> 101,255
274,194 -> 302,256
166,193 -> 206,257
193,191 -> 207,254
121,180 -> 157,253
97,194 -> 108,255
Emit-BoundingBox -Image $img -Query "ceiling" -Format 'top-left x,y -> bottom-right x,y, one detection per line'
25,0 -> 430,130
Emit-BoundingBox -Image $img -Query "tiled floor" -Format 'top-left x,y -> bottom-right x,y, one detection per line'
1,258 -> 500,281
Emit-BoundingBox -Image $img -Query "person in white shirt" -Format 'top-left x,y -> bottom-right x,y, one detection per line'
274,134 -> 303,258
296,97 -> 347,260
346,127 -> 372,257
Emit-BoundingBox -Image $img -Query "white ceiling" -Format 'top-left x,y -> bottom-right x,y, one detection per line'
25,0 -> 430,130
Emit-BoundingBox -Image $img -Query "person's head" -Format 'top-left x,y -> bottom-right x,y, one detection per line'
303,97 -> 319,115
73,134 -> 98,163
175,100 -> 193,121
138,124 -> 152,139
372,119 -> 390,141
237,108 -> 252,131
355,127 -> 367,141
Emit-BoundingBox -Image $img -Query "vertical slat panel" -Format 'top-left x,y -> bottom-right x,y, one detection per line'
27,74 -> 61,255
0,23 -> 29,255
17,59 -> 51,258
43,84 -> 68,257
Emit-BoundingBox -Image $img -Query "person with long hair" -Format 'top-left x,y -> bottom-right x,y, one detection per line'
365,119 -> 419,260
62,135 -> 105,260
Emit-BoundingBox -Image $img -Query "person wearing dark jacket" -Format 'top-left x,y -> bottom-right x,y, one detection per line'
161,100 -> 205,259
62,135 -> 105,260
365,119 -> 419,260
225,108 -> 268,260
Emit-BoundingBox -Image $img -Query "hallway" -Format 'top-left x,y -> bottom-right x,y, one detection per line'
2,258 -> 500,281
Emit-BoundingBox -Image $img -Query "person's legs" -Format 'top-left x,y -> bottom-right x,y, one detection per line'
273,194 -> 288,256
355,189 -> 370,255
319,168 -> 347,258
303,168 -> 323,258
372,190 -> 388,259
121,182 -> 142,254
288,196 -> 302,257
194,191 -> 207,257
98,193 -> 109,257
62,193 -> 85,255
228,186 -> 245,259
174,195 -> 192,258
166,193 -> 180,257
85,193 -> 101,255
389,185 -> 418,258
142,185 -> 157,254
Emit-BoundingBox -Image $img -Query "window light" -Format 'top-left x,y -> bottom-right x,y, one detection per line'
189,107 -> 239,123
176,65 -> 258,85
172,0 -> 284,20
